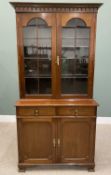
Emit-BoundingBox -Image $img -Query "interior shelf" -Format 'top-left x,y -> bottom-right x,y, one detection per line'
24,37 -> 51,39
24,46 -> 51,49
62,37 -> 89,39
62,46 -> 89,48
25,76 -> 51,79
61,77 -> 88,79
24,57 -> 51,60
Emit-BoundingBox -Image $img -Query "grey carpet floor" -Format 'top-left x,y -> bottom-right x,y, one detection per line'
0,123 -> 111,175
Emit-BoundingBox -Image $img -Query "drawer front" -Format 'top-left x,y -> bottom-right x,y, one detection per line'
57,106 -> 96,116
17,107 -> 55,116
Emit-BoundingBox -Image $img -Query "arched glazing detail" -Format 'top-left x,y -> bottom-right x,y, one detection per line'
23,18 -> 52,95
61,18 -> 90,95
66,18 -> 86,27
27,18 -> 48,27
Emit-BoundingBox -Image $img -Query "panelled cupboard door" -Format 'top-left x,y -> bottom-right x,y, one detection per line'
16,13 -> 57,98
57,13 -> 96,98
59,118 -> 96,163
17,117 -> 56,164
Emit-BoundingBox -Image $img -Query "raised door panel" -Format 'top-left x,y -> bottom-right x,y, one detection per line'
59,118 -> 96,163
16,13 -> 56,98
57,13 -> 96,98
17,117 -> 55,164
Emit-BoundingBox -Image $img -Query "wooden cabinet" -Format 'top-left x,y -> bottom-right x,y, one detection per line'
10,2 -> 102,172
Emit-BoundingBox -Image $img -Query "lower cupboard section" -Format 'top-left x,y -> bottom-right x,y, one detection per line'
17,116 -> 96,171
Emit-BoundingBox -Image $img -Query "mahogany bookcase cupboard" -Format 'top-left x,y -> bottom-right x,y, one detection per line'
10,2 -> 102,172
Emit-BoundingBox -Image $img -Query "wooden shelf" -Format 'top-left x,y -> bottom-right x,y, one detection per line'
24,37 -> 51,39
25,76 -> 51,79
62,46 -> 89,48
24,57 -> 51,60
62,37 -> 89,39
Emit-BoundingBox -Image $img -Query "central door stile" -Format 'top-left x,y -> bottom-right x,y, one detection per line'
56,117 -> 61,163
51,13 -> 57,98
53,117 -> 58,163
52,118 -> 57,163
55,13 -> 61,98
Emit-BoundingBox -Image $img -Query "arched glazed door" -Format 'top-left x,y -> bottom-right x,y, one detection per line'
57,13 -> 95,98
17,14 -> 56,98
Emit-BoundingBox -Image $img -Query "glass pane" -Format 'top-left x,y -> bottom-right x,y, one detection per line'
61,18 -> 90,94
23,18 -> 52,95
25,78 -> 38,94
39,60 -> 51,77
24,59 -> 38,77
39,78 -> 51,94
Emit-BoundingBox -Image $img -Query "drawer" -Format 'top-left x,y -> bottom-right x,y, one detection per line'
17,107 -> 55,116
56,106 -> 96,116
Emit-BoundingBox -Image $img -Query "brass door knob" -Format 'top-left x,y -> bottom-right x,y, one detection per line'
56,56 -> 60,66
58,138 -> 60,146
53,138 -> 56,147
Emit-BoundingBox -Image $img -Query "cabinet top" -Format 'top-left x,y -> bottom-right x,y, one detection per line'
16,99 -> 99,107
10,2 -> 102,13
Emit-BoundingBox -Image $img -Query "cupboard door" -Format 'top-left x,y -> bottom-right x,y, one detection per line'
17,117 -> 56,164
17,13 -> 56,98
59,118 -> 96,163
57,13 -> 96,98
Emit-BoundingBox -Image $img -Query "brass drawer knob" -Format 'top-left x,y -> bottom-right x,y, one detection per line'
34,109 -> 39,115
53,138 -> 56,147
74,109 -> 78,116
